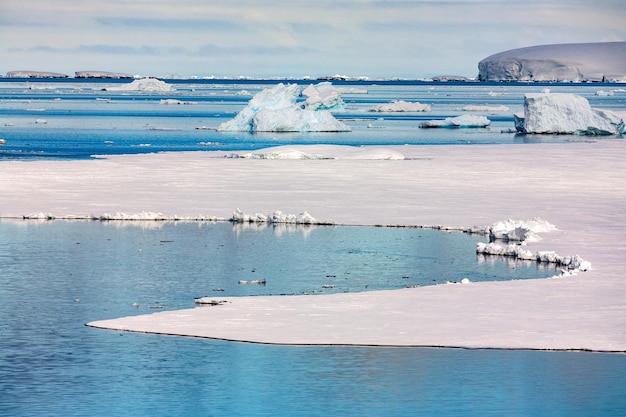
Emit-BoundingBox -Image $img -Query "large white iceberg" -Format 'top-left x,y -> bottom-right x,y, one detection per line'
217,83 -> 351,132
104,78 -> 175,92
515,93 -> 624,135
478,42 -> 626,82
419,114 -> 490,128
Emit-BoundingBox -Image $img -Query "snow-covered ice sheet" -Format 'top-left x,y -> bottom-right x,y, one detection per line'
2,142 -> 625,351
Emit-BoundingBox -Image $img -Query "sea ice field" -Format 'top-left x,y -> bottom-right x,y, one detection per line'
1,77 -> 625,416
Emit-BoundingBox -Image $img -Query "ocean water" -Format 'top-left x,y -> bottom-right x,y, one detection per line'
1,79 -> 624,159
1,79 -> 625,416
1,220 -> 625,416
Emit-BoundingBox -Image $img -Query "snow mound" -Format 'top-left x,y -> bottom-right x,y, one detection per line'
368,100 -> 431,112
302,82 -> 348,112
515,93 -> 624,135
227,145 -> 405,160
217,83 -> 351,132
419,114 -> 490,128
104,78 -> 175,92
230,209 -> 331,225
478,42 -> 626,82
487,218 -> 557,242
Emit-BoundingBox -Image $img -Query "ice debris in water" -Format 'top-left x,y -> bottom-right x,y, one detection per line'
217,83 -> 351,133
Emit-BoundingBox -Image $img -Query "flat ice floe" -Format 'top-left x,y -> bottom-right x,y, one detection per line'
2,142 -> 625,351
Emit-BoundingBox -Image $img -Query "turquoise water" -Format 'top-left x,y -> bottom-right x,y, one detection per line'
1,220 -> 624,416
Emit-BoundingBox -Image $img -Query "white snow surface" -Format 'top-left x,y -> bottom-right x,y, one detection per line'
368,100 -> 431,112
478,42 -> 626,82
3,142 -> 626,352
420,114 -> 491,128
517,93 -> 624,135
217,83 -> 351,132
104,78 -> 175,92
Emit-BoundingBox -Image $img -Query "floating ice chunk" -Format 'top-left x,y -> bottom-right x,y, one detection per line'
160,99 -> 195,105
104,78 -> 175,92
419,114 -> 490,128
368,100 -> 431,112
217,83 -> 350,132
302,82 -> 348,112
517,93 -> 624,135
461,105 -> 510,112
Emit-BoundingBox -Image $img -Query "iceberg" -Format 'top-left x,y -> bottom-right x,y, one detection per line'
368,100 -> 431,112
419,114 -> 490,128
217,83 -> 351,132
515,93 -> 624,135
6,70 -> 68,78
103,78 -> 175,92
478,42 -> 626,82
301,82 -> 348,112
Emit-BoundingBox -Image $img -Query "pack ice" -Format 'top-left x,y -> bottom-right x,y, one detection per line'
515,93 -> 625,135
217,83 -> 351,132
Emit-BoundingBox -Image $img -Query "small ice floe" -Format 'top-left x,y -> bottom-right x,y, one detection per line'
132,302 -> 139,308
419,114 -> 491,128
0,138 -> 6,145
238,279 -> 266,285
160,99 -> 196,105
321,284 -> 336,289
368,100 -> 431,112
35,119 -> 47,124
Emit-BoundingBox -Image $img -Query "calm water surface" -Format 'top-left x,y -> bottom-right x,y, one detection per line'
1,220 -> 624,416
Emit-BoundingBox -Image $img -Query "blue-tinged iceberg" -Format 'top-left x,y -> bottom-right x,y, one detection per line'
103,78 -> 175,92
217,83 -> 351,132
478,42 -> 626,82
515,93 -> 624,135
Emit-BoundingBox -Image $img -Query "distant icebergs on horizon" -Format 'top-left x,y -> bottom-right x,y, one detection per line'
478,42 -> 626,82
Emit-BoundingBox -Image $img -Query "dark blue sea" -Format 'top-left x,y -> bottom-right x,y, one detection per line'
1,79 -> 625,416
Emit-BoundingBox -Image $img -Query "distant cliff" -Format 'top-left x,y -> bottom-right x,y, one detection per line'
478,42 -> 626,82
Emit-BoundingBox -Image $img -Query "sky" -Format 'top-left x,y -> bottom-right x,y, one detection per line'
1,0 -> 624,79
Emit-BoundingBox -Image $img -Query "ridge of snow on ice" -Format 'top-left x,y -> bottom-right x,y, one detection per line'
217,83 -> 351,132
476,218 -> 591,274
478,42 -> 626,82
515,93 -> 625,135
